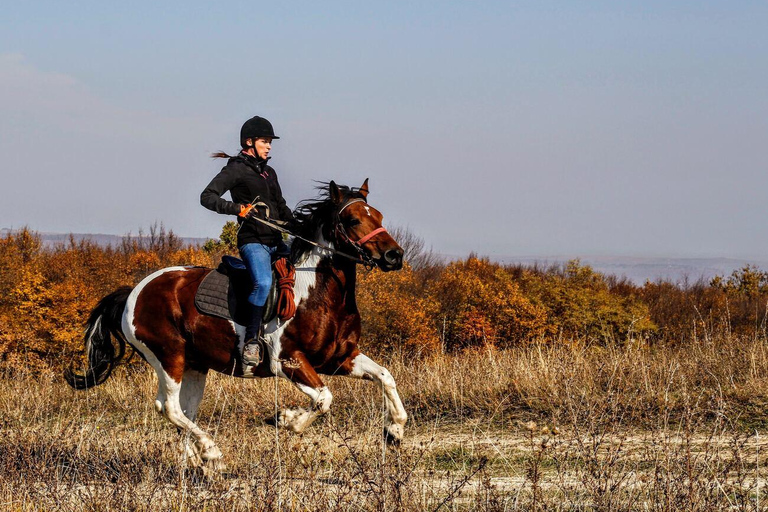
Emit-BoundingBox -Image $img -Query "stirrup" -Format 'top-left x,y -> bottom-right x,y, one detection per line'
242,337 -> 265,366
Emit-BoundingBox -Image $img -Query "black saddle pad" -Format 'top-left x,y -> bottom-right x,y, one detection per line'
194,256 -> 277,325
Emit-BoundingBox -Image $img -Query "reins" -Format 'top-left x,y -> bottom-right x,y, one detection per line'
243,197 -> 387,269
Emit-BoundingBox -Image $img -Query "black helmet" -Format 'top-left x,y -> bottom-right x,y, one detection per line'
240,116 -> 279,148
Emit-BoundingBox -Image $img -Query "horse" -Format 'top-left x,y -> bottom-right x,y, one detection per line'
65,179 -> 407,469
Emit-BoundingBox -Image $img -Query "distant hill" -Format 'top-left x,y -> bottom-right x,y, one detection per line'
0,228 -> 210,249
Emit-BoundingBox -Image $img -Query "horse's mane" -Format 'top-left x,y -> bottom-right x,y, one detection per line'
290,182 -> 365,263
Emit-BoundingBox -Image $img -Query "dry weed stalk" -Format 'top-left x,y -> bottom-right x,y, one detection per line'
1,330 -> 767,510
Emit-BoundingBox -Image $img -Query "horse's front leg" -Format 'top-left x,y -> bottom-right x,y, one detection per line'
273,352 -> 332,433
341,352 -> 408,445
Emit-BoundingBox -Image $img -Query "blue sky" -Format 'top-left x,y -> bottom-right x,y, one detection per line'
2,1 -> 766,257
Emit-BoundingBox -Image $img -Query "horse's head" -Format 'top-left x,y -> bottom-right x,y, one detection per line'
330,179 -> 404,271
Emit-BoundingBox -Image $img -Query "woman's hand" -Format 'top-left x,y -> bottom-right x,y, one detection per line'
239,204 -> 256,218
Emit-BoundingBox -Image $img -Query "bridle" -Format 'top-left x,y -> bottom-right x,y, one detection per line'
243,197 -> 388,269
333,198 -> 389,268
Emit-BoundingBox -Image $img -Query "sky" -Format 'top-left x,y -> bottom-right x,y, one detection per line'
1,1 -> 766,259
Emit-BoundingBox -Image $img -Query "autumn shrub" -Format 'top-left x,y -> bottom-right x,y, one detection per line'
0,227 -> 213,371
711,265 -> 768,336
640,279 -> 722,342
640,266 -> 768,342
202,220 -> 239,258
356,264 -> 441,356
429,256 -> 549,350
1,225 -> 767,370
0,229 -> 49,368
0,231 -> 29,304
512,259 -> 656,342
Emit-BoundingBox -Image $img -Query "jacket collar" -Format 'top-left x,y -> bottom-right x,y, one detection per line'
236,151 -> 271,173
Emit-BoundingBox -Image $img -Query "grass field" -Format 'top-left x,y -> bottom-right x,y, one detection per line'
2,334 -> 768,511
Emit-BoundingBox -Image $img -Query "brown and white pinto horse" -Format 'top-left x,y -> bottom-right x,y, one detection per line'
65,179 -> 407,468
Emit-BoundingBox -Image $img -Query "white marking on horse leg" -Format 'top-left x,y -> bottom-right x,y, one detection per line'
177,369 -> 208,466
161,372 -> 222,462
277,384 -> 332,433
350,353 -> 408,439
155,378 -> 167,414
179,369 -> 207,421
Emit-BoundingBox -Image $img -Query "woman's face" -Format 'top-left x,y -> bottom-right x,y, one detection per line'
252,137 -> 272,159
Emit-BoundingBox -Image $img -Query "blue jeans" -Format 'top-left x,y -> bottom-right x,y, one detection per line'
239,243 -> 277,307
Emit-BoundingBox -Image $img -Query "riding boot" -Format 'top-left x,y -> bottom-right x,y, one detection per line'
242,304 -> 265,365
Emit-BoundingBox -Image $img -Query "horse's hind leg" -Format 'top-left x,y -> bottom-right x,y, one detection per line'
178,369 -> 209,465
179,368 -> 208,421
157,368 -> 223,465
341,352 -> 408,445
154,376 -> 167,414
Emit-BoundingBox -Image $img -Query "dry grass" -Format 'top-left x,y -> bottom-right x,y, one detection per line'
2,334 -> 768,510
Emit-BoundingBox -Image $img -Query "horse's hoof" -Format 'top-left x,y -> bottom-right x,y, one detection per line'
200,444 -> 223,461
383,427 -> 402,448
264,412 -> 280,427
184,451 -> 204,468
201,457 -> 227,480
264,410 -> 304,431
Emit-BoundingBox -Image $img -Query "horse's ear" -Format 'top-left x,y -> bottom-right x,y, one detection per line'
359,178 -> 369,199
329,181 -> 342,204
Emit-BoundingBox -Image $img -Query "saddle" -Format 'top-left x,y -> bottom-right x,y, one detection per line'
194,256 -> 296,325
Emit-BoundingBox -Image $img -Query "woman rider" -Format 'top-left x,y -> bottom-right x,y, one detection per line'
200,115 -> 294,365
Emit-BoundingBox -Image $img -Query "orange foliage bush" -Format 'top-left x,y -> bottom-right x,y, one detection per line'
0,227 -> 217,370
1,225 -> 766,371
515,260 -> 656,342
356,264 -> 441,355
711,265 -> 768,335
640,266 -> 768,341
430,256 -> 550,350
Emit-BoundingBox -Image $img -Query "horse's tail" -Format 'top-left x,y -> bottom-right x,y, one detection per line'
64,286 -> 133,390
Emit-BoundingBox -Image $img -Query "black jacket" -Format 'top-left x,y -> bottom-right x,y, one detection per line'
200,153 -> 294,247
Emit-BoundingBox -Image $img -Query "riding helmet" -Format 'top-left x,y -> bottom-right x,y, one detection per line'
240,116 -> 280,147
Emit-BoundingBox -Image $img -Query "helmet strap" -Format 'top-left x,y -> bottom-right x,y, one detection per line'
242,140 -> 256,158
